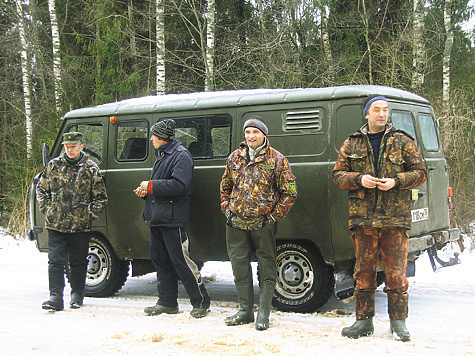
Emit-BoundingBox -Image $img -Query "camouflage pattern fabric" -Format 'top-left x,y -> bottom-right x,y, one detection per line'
220,139 -> 297,227
36,153 -> 108,233
352,226 -> 409,320
332,123 -> 427,230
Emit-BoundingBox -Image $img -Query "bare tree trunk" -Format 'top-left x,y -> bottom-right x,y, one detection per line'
15,0 -> 33,160
412,0 -> 425,95
47,0 -> 62,112
359,0 -> 373,84
442,0 -> 453,114
156,0 -> 165,95
320,4 -> 334,84
205,0 -> 215,91
128,0 -> 137,74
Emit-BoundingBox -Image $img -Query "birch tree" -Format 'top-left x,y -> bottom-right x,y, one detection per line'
442,0 -> 454,114
156,0 -> 165,94
320,3 -> 334,84
412,0 -> 425,95
47,0 -> 62,112
15,0 -> 33,159
205,0 -> 215,91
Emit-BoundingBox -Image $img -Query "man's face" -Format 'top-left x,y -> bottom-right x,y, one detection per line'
64,142 -> 84,160
245,127 -> 266,149
150,134 -> 167,149
365,100 -> 389,133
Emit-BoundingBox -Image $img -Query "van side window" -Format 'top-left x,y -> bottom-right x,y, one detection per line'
418,114 -> 440,151
65,123 -> 103,164
116,120 -> 148,161
390,111 -> 417,144
171,115 -> 232,159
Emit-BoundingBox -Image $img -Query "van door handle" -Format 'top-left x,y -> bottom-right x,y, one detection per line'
427,166 -> 436,171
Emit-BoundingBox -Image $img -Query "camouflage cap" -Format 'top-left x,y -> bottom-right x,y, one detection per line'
62,132 -> 83,144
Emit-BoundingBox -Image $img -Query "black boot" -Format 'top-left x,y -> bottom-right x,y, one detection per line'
255,282 -> 274,331
42,295 -> 64,311
341,318 -> 374,339
225,279 -> 254,326
70,291 -> 85,309
390,319 -> 411,342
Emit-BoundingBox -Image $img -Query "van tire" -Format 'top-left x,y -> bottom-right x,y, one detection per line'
273,241 -> 334,313
83,235 -> 129,297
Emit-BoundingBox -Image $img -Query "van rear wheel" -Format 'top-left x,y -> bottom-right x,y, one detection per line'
84,235 -> 129,297
273,241 -> 334,313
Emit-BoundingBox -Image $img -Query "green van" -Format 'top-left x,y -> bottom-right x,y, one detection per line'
28,85 -> 460,312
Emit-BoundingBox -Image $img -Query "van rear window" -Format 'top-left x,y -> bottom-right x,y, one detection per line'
418,114 -> 440,152
391,111 -> 417,144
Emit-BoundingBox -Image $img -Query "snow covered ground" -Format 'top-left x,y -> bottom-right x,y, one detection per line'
0,229 -> 474,356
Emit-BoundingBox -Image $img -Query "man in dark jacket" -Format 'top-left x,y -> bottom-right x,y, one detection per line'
135,119 -> 210,318
37,132 -> 108,311
220,116 -> 297,330
332,95 -> 427,342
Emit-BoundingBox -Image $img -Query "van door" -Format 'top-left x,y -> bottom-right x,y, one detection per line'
416,112 -> 451,232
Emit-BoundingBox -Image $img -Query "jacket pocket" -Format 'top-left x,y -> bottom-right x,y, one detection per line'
387,153 -> 404,176
348,153 -> 368,172
348,189 -> 367,218
150,200 -> 173,224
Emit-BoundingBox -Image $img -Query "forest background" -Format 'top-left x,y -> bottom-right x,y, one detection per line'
0,0 -> 473,236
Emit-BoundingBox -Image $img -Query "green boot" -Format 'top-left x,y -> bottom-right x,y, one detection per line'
255,282 -> 274,331
390,319 -> 411,342
225,279 -> 254,326
341,318 -> 374,339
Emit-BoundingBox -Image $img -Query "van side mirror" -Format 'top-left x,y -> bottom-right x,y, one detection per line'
42,143 -> 51,166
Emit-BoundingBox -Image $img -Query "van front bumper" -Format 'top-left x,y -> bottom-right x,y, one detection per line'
408,227 -> 460,253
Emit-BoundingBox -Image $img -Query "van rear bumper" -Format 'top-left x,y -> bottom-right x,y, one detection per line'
408,228 -> 460,253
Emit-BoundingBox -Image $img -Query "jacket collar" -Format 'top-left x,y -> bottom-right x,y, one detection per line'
354,123 -> 393,136
159,139 -> 181,155
238,138 -> 269,160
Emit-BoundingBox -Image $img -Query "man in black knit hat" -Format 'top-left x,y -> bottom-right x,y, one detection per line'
135,119 -> 210,318
332,95 -> 427,341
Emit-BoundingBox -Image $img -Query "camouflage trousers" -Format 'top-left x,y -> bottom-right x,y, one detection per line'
352,226 -> 409,320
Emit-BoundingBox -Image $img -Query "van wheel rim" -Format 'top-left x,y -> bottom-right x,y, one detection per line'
276,250 -> 314,298
87,243 -> 109,286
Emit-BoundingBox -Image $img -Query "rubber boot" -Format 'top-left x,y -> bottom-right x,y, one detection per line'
42,294 -> 64,311
341,318 -> 374,339
225,279 -> 254,326
70,291 -> 84,309
390,319 -> 411,342
255,282 -> 274,330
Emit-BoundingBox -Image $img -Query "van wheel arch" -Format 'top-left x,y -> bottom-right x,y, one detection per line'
83,233 -> 129,297
273,240 -> 334,313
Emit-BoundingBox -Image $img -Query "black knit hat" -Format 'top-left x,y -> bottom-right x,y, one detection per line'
363,94 -> 388,116
243,116 -> 268,136
151,119 -> 176,141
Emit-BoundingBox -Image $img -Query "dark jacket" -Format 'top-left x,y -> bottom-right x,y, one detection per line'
332,124 -> 427,230
143,139 -> 193,227
220,139 -> 297,221
36,153 -> 108,233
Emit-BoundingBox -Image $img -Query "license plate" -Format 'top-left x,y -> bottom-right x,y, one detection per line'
412,208 -> 429,222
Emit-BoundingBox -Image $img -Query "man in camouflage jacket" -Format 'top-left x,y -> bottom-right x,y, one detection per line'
332,95 -> 426,342
220,116 -> 297,330
36,132 -> 107,311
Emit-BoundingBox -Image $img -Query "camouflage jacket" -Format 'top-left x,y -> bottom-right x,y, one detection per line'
36,153 -> 108,233
332,124 -> 426,230
220,139 -> 297,222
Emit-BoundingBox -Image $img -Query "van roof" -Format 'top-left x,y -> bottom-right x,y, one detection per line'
64,85 -> 429,118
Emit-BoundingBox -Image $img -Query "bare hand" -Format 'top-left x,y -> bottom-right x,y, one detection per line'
377,178 -> 395,191
134,186 -> 147,198
361,175 -> 380,189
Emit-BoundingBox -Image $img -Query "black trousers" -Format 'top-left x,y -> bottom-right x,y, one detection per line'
47,229 -> 90,296
149,226 -> 210,309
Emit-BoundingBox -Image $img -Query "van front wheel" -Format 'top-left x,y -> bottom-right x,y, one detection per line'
273,242 -> 334,313
84,235 -> 129,297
